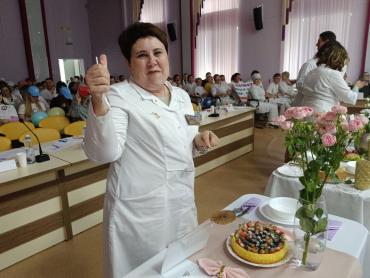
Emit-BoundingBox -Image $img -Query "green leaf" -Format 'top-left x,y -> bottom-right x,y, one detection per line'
315,208 -> 323,218
300,218 -> 314,233
313,217 -> 328,235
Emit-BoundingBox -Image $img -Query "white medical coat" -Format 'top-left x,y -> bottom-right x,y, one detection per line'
83,80 -> 199,278
301,65 -> 357,113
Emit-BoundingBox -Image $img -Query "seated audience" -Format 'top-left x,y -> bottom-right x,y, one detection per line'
171,74 -> 183,88
0,84 -> 22,109
118,75 -> 126,82
359,71 -> 370,98
249,73 -> 279,124
279,71 -> 297,99
68,85 -> 90,121
50,86 -> 73,114
202,72 -> 212,86
211,74 -> 233,104
266,73 -> 291,114
41,78 -> 56,104
301,41 -> 365,113
18,86 -> 47,121
204,75 -> 214,94
194,78 -> 208,98
183,75 -> 196,94
68,81 -> 79,95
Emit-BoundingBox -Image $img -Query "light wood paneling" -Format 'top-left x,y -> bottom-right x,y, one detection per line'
0,181 -> 59,217
0,212 -> 64,253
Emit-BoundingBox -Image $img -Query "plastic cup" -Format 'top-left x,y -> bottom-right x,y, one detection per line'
16,152 -> 27,167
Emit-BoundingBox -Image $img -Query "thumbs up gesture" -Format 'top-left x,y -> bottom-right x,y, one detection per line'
85,54 -> 110,99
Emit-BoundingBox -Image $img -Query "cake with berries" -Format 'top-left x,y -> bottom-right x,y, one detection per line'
230,221 -> 288,264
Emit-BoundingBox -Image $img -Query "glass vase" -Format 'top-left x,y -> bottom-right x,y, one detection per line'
293,195 -> 328,271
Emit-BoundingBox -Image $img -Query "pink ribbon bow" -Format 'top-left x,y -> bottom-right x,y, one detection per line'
198,258 -> 250,278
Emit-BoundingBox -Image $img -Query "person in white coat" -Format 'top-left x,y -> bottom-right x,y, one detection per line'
293,31 -> 337,106
84,22 -> 219,278
301,41 -> 365,113
249,73 -> 279,124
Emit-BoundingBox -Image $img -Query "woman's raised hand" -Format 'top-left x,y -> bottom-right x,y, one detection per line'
85,54 -> 110,116
86,54 -> 110,99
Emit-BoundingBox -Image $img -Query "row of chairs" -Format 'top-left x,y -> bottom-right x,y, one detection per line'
0,120 -> 86,151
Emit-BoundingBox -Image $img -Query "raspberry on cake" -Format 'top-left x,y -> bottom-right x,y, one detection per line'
230,221 -> 288,264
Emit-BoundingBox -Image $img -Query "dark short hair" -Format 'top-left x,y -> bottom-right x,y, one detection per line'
231,72 -> 240,82
316,41 -> 348,71
273,73 -> 281,78
319,31 -> 336,42
118,22 -> 168,63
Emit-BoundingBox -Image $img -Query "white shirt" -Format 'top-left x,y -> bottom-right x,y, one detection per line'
0,104 -> 18,122
296,58 -> 318,93
41,88 -> 56,102
84,80 -> 198,278
194,85 -> 207,97
266,83 -> 280,96
301,65 -> 358,113
211,83 -> 230,97
249,84 -> 266,101
279,81 -> 296,97
18,101 -> 46,117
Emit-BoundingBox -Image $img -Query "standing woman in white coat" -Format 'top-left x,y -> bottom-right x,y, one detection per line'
301,41 -> 365,113
84,22 -> 219,278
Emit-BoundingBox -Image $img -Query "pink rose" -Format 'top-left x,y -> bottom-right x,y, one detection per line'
348,118 -> 363,132
321,133 -> 336,147
292,108 -> 306,119
280,121 -> 294,130
331,105 -> 347,114
325,124 -> 337,134
322,111 -> 337,121
284,108 -> 295,119
272,115 -> 286,124
301,106 -> 314,117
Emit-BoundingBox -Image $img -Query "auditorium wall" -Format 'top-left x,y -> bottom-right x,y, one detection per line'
0,0 -> 28,83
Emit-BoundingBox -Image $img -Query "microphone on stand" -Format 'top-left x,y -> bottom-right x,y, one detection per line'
19,120 -> 50,163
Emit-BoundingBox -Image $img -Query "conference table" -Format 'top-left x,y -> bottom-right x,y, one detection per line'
344,99 -> 369,114
125,194 -> 369,278
264,165 -> 370,232
0,107 -> 255,270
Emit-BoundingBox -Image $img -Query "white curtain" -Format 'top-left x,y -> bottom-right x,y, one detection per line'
283,0 -> 352,78
140,0 -> 165,29
195,0 -> 239,81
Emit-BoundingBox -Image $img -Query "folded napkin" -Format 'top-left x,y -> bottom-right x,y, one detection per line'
327,219 -> 342,241
239,197 -> 262,213
198,258 -> 250,278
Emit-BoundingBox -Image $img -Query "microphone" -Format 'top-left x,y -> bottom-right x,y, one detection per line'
19,119 -> 50,163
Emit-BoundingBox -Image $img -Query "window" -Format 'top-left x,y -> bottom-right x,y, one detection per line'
195,0 -> 239,81
283,0 -> 351,77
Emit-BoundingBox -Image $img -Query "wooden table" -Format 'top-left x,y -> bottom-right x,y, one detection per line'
343,99 -> 369,114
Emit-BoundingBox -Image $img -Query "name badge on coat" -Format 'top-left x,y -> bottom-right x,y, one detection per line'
185,114 -> 201,125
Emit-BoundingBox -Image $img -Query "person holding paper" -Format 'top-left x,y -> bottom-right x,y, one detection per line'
84,22 -> 219,278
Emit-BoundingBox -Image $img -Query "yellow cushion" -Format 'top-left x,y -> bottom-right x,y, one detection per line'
19,128 -> 61,145
39,116 -> 70,133
0,137 -> 11,151
64,121 -> 86,136
0,122 -> 35,140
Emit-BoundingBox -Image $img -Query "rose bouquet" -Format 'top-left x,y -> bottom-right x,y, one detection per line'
273,105 -> 367,268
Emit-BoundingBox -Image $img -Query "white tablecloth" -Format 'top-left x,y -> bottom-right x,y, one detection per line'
264,170 -> 370,232
124,194 -> 370,278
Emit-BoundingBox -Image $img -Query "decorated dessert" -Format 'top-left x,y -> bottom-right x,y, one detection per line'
230,221 -> 288,264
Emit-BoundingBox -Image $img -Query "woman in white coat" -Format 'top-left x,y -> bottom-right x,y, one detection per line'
301,41 -> 365,113
84,22 -> 219,278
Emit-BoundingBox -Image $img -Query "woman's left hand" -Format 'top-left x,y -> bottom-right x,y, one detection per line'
194,131 -> 219,150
